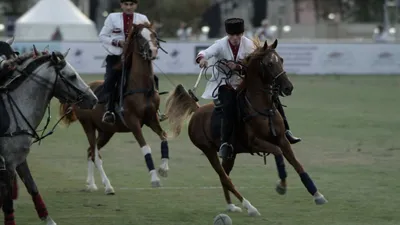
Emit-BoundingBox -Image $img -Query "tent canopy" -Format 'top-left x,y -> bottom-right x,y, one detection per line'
14,0 -> 99,41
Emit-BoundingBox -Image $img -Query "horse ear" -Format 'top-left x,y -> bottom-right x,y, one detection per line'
6,36 -> 14,45
263,41 -> 268,50
271,39 -> 278,49
32,45 -> 39,57
63,48 -> 70,58
51,52 -> 58,62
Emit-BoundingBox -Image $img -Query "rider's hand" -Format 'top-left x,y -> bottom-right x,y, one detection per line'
225,61 -> 237,70
199,58 -> 208,68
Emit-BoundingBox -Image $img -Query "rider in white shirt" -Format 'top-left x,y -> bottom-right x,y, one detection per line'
98,0 -> 165,124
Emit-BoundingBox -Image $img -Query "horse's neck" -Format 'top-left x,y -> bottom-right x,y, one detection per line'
245,72 -> 274,110
8,65 -> 54,131
127,45 -> 153,90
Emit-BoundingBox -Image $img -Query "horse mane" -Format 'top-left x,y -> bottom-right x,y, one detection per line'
237,38 -> 273,90
242,38 -> 269,67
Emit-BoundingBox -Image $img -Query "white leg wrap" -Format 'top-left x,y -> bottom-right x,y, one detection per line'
94,145 -> 115,194
242,198 -> 261,216
86,160 -> 97,191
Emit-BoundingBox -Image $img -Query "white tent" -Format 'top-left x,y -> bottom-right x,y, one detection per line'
14,0 -> 99,41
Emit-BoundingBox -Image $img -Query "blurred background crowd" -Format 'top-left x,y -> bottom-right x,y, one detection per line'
0,0 -> 399,43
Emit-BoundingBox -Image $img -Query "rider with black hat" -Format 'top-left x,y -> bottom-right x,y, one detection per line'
195,18 -> 301,159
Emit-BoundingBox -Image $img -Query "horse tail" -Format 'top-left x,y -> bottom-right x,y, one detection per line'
58,103 -> 77,127
165,84 -> 199,138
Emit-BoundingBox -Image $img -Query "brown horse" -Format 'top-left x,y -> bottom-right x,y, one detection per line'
58,23 -> 170,194
164,40 -> 328,216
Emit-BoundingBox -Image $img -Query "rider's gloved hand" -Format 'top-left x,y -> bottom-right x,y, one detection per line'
199,58 -> 208,68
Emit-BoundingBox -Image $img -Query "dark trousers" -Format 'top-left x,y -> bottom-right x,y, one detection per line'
273,96 -> 290,130
104,55 -> 121,94
218,85 -> 237,144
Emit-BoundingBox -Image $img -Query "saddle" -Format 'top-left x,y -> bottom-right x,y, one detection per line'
210,91 -> 248,140
0,58 -> 52,137
94,63 -> 156,114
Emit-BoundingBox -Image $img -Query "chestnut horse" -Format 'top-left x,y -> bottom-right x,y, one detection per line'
164,40 -> 328,216
58,23 -> 170,194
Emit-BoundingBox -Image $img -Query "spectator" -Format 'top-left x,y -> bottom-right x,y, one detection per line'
373,24 -> 394,43
254,18 -> 274,41
176,21 -> 192,40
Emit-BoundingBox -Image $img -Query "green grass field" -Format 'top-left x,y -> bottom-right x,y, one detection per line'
12,74 -> 400,225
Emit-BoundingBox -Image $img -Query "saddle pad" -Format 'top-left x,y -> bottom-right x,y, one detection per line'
210,107 -> 223,140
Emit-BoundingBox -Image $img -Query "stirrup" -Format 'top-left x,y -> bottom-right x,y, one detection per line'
219,142 -> 233,151
102,111 -> 115,124
218,142 -> 234,159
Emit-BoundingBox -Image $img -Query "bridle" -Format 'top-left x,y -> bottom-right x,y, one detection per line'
127,26 -> 167,61
0,53 -> 88,145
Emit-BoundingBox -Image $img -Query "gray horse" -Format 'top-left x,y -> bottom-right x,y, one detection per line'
0,40 -> 97,225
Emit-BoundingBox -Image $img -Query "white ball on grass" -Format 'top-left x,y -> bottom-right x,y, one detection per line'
213,213 -> 232,225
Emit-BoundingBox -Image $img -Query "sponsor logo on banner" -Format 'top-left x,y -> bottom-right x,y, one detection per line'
371,51 -> 400,68
320,50 -> 355,67
276,44 -> 319,74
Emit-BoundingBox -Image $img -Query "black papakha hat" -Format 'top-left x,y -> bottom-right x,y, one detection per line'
121,0 -> 138,3
225,18 -> 245,35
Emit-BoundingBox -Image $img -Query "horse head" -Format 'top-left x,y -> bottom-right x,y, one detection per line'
7,48 -> 97,110
123,22 -> 160,61
242,39 -> 293,97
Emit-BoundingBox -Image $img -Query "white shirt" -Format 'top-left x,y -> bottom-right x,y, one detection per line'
196,36 -> 255,99
99,12 -> 150,55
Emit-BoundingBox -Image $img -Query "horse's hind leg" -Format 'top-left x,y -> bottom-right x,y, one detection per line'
79,120 -> 98,192
279,139 -> 328,205
94,131 -> 115,195
221,157 -> 242,213
16,160 -> 56,225
204,149 -> 260,216
147,116 -> 169,178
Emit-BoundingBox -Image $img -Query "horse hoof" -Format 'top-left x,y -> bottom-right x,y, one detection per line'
44,216 -> 57,225
105,187 -> 115,195
314,193 -> 328,205
275,182 -> 287,195
248,208 -> 261,217
158,168 -> 168,178
242,198 -> 261,217
85,184 -> 98,192
226,204 -> 242,213
151,180 -> 161,188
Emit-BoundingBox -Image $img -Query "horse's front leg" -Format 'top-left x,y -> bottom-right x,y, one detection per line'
16,160 -> 56,225
246,122 -> 288,195
278,137 -> 328,205
126,114 -> 161,187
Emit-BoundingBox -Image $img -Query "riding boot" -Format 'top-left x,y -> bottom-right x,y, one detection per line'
218,86 -> 236,159
274,97 -> 301,144
154,74 -> 159,91
101,55 -> 119,125
102,91 -> 116,125
153,74 -> 167,121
